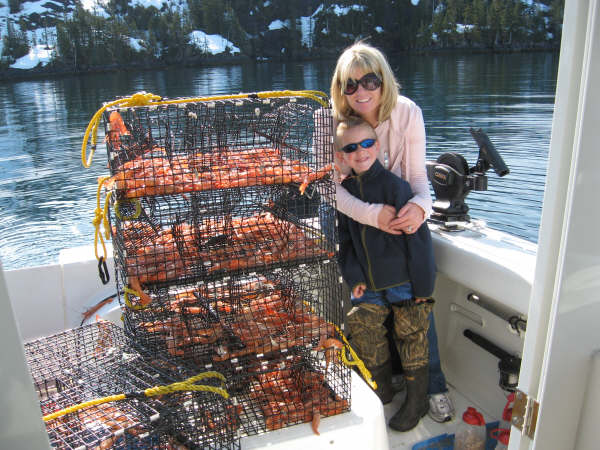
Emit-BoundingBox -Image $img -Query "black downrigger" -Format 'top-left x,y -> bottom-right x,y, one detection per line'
426,128 -> 509,229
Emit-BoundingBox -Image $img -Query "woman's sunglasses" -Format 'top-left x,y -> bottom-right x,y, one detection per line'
340,138 -> 376,154
343,72 -> 382,95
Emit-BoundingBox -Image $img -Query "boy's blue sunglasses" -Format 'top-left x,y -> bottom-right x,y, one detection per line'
341,138 -> 376,154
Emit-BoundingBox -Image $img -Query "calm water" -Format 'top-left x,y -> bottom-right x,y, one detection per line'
0,52 -> 558,270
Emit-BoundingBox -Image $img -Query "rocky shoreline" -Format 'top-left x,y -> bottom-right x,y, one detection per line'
1,45 -> 559,83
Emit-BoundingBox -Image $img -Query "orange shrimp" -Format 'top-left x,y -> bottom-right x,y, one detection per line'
109,111 -> 129,135
129,275 -> 152,306
81,295 -> 117,324
317,337 -> 344,369
299,163 -> 333,195
107,111 -> 130,149
311,411 -> 321,435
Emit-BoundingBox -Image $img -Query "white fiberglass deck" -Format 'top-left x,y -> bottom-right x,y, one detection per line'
241,374 -> 500,450
384,384 -> 500,450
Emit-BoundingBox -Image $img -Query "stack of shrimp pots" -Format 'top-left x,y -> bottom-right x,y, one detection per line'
102,93 -> 350,447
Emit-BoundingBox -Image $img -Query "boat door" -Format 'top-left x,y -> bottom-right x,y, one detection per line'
510,1 -> 600,449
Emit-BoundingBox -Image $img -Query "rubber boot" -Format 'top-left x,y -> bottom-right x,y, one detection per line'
370,361 -> 394,404
391,373 -> 407,394
388,366 -> 429,432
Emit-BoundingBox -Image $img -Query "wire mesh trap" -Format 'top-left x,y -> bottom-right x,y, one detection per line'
111,195 -> 336,288
25,322 -> 241,449
229,348 -> 351,437
84,92 -> 353,441
25,322 -> 165,448
102,95 -> 333,199
39,382 -> 162,450
101,95 -> 336,290
119,265 -> 343,370
159,346 -> 351,440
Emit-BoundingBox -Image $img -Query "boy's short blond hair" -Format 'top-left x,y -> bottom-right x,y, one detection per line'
330,41 -> 400,123
334,117 -> 377,152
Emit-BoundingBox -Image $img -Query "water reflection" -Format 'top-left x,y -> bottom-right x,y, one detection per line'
0,52 -> 558,269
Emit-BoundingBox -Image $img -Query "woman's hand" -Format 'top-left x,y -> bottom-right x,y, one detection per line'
377,205 -> 404,235
389,202 -> 425,234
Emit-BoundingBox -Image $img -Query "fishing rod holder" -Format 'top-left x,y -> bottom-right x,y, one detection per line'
463,329 -> 521,392
426,128 -> 509,229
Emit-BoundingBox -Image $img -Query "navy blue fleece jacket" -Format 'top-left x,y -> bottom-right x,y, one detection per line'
337,159 -> 436,297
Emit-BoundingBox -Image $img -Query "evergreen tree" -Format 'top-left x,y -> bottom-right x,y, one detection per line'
1,0 -> 566,73
548,0 -> 564,45
487,0 -> 503,46
187,0 -> 203,29
2,19 -> 30,61
8,0 -> 21,14
202,0 -> 226,35
445,0 -> 460,47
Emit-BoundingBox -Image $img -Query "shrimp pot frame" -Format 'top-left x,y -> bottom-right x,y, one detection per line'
102,95 -> 333,185
228,347 -> 351,438
117,265 -> 343,374
37,382 -> 164,449
165,346 -> 351,440
110,191 -> 337,289
24,322 -> 241,449
24,323 -> 165,448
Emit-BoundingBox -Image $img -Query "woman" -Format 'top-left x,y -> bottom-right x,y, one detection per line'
329,41 -> 455,426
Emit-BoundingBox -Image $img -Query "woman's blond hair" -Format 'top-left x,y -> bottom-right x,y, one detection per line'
330,41 -> 400,123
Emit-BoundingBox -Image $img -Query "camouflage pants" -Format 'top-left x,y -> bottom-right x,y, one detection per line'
346,301 -> 433,371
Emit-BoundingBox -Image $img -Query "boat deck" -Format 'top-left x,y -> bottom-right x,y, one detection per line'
240,370 -> 500,450
384,384 -> 500,450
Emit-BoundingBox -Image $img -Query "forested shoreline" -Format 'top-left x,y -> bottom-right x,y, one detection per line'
1,0 -> 564,81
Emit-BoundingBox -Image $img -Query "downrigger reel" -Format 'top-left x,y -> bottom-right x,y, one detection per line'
426,128 -> 509,229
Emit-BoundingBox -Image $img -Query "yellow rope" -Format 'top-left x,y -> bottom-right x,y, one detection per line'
331,323 -> 376,390
92,176 -> 113,261
81,90 -> 329,168
144,371 -> 228,398
43,394 -> 126,422
43,371 -> 228,422
81,92 -> 162,168
122,287 -> 148,311
114,198 -> 141,221
302,300 -> 376,390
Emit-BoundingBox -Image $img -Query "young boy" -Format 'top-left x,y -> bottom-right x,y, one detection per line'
335,117 -> 436,432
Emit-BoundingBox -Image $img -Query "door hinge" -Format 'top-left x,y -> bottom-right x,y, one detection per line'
512,389 -> 539,439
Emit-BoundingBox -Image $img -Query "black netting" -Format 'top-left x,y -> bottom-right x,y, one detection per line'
27,93 -> 349,449
25,322 -> 240,449
118,266 -> 340,366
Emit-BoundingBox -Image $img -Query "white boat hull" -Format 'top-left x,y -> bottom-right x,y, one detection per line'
3,222 -> 534,449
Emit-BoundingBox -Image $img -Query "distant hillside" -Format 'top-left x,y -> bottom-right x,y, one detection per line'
1,0 -> 564,79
